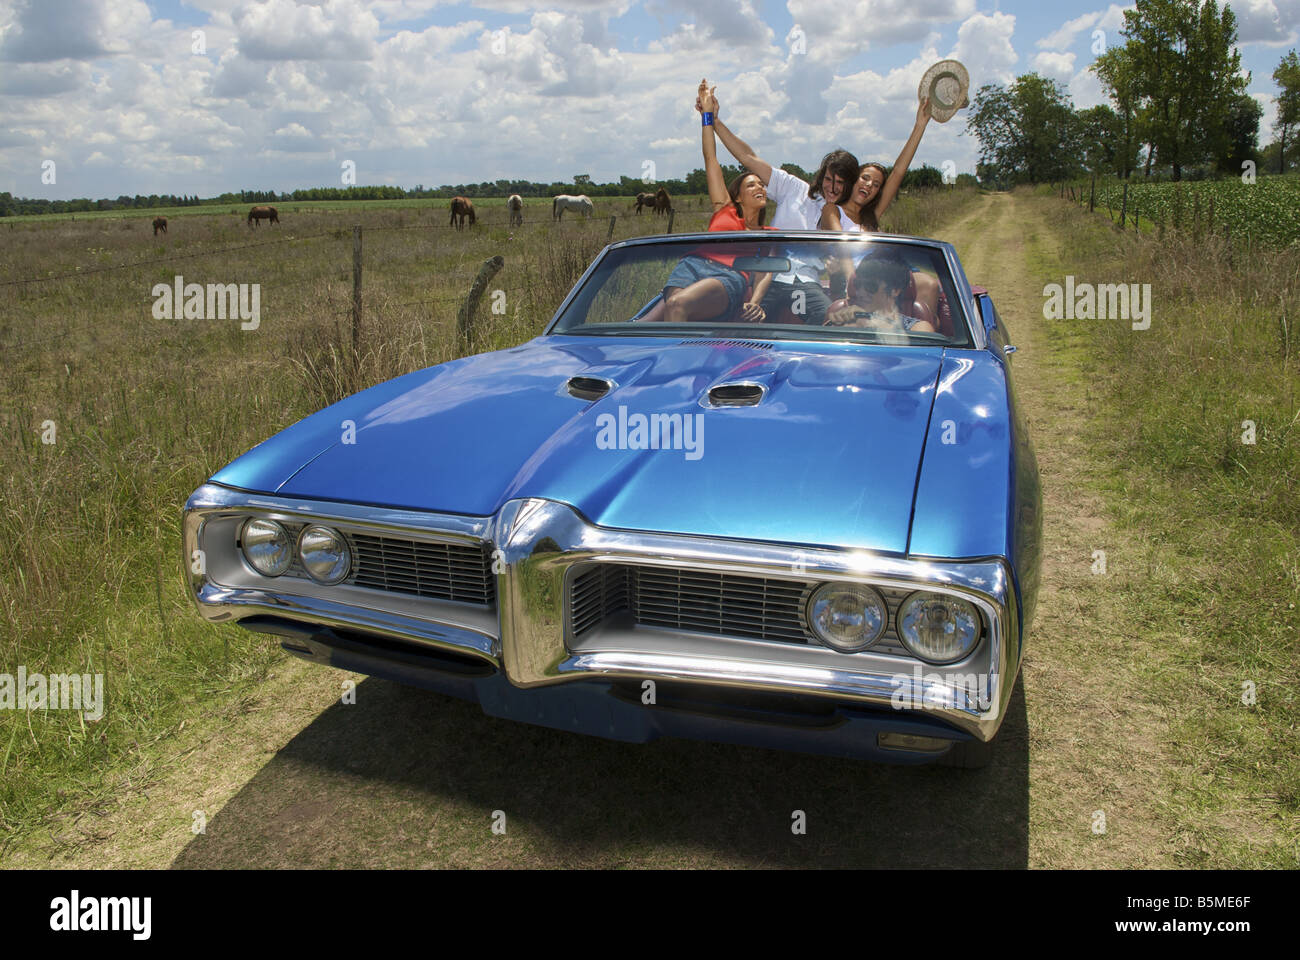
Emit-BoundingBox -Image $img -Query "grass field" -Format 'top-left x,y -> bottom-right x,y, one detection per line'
0,194 -> 719,225
1029,187 -> 1299,865
0,186 -> 976,854
4,183 -> 1295,867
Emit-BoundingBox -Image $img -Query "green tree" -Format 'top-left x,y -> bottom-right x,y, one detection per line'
1274,49 -> 1300,173
1092,47 -> 1143,177
779,162 -> 813,182
1218,92 -> 1262,174
1118,0 -> 1247,179
966,74 -> 1082,184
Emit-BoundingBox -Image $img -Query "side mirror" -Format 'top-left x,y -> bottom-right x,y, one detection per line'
975,293 -> 998,335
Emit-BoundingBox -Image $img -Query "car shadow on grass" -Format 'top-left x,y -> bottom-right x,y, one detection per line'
172,676 -> 1028,868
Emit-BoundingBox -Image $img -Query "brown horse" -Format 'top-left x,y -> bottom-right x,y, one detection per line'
248,205 -> 279,227
653,188 -> 672,215
635,192 -> 656,214
507,194 -> 523,226
450,197 -> 476,230
152,216 -> 167,235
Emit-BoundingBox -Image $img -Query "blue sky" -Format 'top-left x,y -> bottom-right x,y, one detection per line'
1,0 -> 1296,199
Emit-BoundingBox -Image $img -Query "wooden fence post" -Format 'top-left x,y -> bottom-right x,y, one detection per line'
457,255 -> 505,346
1089,175 -> 1096,213
351,225 -> 362,364
606,215 -> 616,243
665,210 -> 675,234
1119,182 -> 1128,229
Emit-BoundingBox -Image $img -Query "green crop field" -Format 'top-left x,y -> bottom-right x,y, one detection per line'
1067,175 -> 1300,248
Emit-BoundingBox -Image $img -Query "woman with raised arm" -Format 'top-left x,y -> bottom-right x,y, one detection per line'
657,82 -> 773,324
704,79 -> 859,324
819,97 -> 932,233
819,97 -> 941,316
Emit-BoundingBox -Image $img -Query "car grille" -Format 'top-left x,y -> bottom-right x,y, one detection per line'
277,522 -> 494,606
569,563 -> 912,654
348,534 -> 494,606
571,564 -> 811,643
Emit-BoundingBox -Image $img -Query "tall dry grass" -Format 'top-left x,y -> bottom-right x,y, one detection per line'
1029,187 -> 1299,864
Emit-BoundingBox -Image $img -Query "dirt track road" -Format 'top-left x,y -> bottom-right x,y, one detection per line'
10,192 -> 1182,869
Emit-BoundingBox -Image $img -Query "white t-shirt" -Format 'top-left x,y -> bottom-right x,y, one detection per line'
765,167 -> 825,284
766,166 -> 824,230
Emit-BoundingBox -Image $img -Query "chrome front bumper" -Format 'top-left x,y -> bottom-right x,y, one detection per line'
184,484 -> 1021,742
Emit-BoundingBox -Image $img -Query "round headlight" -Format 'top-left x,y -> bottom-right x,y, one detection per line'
240,518 -> 292,577
806,583 -> 887,652
897,592 -> 981,664
298,525 -> 351,584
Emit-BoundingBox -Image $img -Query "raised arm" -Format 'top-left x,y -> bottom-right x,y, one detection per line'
699,83 -> 730,212
875,97 -> 932,219
695,79 -> 773,184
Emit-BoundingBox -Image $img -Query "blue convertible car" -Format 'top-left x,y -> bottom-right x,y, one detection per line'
183,232 -> 1040,767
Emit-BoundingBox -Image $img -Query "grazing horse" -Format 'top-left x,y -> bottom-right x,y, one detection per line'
653,187 -> 672,215
152,216 -> 167,235
507,194 -> 523,227
248,205 -> 279,227
450,196 -> 476,230
634,192 -> 656,214
552,194 -> 594,221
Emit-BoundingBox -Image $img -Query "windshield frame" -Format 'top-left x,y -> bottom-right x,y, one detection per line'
542,231 -> 982,349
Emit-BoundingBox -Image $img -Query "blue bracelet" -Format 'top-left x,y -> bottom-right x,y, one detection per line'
701,112 -> 714,126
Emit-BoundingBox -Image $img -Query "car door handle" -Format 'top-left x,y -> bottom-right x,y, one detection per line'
1003,344 -> 1018,356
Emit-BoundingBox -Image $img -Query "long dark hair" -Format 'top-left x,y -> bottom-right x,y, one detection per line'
856,162 -> 888,231
727,170 -> 767,226
809,149 -> 860,204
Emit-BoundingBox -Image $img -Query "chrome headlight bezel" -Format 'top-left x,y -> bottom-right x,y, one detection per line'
805,582 -> 888,653
896,590 -> 982,664
297,524 -> 352,585
239,517 -> 293,578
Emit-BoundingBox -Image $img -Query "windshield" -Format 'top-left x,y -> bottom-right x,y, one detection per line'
549,236 -> 972,347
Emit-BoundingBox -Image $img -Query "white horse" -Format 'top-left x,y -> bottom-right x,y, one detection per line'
508,194 -> 523,226
552,194 -> 594,221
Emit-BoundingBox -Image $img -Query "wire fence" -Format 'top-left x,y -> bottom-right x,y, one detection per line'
0,209 -> 695,352
1,205 -> 690,289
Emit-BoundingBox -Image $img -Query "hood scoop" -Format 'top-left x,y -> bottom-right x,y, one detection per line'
566,375 -> 614,402
707,382 -> 765,407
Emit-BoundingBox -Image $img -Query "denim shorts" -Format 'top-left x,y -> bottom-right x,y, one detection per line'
761,279 -> 830,324
663,255 -> 747,319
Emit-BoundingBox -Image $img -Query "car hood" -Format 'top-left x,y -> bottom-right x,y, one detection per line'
212,335 -> 944,553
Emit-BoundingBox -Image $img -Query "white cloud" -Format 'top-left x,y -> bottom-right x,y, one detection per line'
1227,0 -> 1300,46
234,0 -> 379,61
648,0 -> 774,52
1032,51 -> 1077,81
786,0 -> 976,63
953,11 -> 1019,89
0,0 -> 157,62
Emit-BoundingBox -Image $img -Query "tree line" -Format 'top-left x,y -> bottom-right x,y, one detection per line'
0,160 -> 968,218
968,0 -> 1300,185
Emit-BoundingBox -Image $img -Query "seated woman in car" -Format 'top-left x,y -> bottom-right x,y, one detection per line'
824,257 -> 935,333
